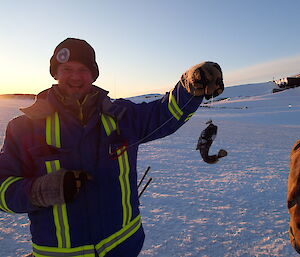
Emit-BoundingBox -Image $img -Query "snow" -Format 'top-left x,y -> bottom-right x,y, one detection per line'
0,83 -> 299,256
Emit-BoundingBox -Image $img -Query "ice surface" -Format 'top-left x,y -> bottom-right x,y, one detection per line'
0,84 -> 299,256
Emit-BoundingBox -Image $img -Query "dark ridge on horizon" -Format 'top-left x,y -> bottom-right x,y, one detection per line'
0,94 -> 36,100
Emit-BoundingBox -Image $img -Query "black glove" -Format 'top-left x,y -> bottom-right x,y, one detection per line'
180,61 -> 224,99
63,170 -> 91,203
30,169 -> 91,207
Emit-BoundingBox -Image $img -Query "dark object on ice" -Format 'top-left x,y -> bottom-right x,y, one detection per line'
138,166 -> 152,198
138,178 -> 153,198
196,120 -> 227,164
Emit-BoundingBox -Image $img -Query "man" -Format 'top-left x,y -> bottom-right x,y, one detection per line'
0,38 -> 224,257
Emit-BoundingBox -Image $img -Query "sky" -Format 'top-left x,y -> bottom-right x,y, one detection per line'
1,0 -> 300,98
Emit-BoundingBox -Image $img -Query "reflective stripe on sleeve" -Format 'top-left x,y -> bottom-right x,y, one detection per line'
96,215 -> 141,257
45,160 -> 61,174
184,112 -> 195,122
0,176 -> 22,213
168,89 -> 183,120
32,243 -> 95,257
101,114 -> 117,136
45,112 -> 71,248
46,112 -> 61,148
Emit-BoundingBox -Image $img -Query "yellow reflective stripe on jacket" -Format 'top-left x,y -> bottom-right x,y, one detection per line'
32,215 -> 141,257
168,89 -> 183,120
117,146 -> 132,226
46,112 -> 71,249
45,160 -> 61,174
46,112 -> 61,148
96,215 -> 141,257
101,114 -> 117,136
0,176 -> 22,213
32,243 -> 95,257
184,112 -> 195,122
101,114 -> 132,226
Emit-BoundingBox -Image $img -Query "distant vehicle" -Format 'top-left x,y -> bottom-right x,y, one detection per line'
273,75 -> 300,93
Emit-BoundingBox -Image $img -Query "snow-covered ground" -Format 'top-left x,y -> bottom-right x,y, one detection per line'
0,82 -> 299,256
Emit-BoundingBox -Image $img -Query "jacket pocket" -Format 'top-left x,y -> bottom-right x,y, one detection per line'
28,144 -> 71,175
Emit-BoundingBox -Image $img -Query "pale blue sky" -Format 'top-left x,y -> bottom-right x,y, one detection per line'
1,0 -> 300,98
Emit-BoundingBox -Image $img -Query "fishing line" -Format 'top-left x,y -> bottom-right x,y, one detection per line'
208,94 -> 214,123
125,93 -> 195,150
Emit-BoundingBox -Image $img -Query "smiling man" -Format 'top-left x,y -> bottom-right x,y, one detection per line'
56,61 -> 93,97
50,39 -> 98,100
0,38 -> 224,257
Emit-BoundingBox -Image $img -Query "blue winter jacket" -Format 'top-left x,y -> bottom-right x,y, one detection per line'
0,82 -> 202,257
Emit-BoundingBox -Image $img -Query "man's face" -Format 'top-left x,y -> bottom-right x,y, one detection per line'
55,61 -> 93,99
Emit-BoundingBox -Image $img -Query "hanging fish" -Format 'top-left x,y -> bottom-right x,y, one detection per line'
196,120 -> 227,164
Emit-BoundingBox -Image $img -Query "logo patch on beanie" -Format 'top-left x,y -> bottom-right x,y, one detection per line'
56,48 -> 70,63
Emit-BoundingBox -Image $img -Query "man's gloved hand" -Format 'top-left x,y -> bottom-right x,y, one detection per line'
63,170 -> 91,202
30,169 -> 91,207
180,61 -> 224,99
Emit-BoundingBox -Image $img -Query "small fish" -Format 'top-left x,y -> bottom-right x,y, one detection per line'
196,120 -> 227,164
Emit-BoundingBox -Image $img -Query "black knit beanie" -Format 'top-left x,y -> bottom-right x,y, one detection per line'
50,38 -> 99,82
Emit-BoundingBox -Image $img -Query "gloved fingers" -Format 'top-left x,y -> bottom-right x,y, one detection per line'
181,61 -> 224,97
191,67 -> 209,89
205,77 -> 224,100
72,170 -> 92,179
203,63 -> 224,99
30,169 -> 92,207
63,170 -> 92,202
63,171 -> 78,202
71,170 -> 92,192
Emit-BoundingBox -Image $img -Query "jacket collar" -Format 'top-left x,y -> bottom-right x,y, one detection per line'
20,89 -> 54,119
20,85 -> 109,120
